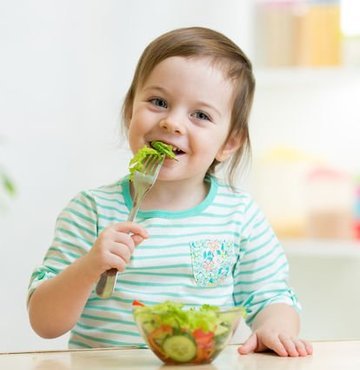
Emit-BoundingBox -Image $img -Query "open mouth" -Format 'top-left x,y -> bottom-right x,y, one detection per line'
170,146 -> 185,156
150,141 -> 185,156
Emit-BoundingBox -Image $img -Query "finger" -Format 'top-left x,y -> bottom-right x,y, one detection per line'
112,222 -> 149,239
106,254 -> 127,272
299,340 -> 313,356
238,333 -> 257,355
110,242 -> 132,263
279,336 -> 298,357
265,335 -> 288,357
131,234 -> 147,246
293,340 -> 308,357
110,229 -> 134,243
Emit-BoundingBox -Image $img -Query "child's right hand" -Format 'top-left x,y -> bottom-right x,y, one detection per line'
85,222 -> 149,279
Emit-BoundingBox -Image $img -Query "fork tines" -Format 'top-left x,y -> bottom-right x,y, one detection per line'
142,154 -> 163,174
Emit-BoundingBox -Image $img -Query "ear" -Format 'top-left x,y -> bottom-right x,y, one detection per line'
215,133 -> 243,162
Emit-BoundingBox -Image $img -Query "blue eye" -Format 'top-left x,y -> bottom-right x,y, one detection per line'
149,98 -> 167,108
193,111 -> 211,121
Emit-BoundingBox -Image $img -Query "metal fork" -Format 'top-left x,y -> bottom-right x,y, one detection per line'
95,154 -> 165,299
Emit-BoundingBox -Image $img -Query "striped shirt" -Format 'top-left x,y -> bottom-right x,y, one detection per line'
28,175 -> 300,349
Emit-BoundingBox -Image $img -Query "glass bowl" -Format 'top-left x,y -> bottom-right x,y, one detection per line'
133,301 -> 246,365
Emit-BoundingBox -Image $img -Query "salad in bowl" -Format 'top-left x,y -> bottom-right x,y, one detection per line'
133,300 -> 246,365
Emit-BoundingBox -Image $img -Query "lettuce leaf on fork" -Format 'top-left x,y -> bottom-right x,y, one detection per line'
128,141 -> 176,181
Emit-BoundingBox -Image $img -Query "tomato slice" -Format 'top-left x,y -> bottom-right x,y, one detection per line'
192,329 -> 215,362
132,300 -> 145,307
193,329 -> 214,345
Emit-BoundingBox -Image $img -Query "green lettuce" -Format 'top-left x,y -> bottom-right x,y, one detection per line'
134,301 -> 246,333
128,141 -> 175,181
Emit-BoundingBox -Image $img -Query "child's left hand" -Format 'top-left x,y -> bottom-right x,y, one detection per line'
238,329 -> 313,357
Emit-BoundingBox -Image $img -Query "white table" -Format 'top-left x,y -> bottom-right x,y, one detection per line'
1,341 -> 359,369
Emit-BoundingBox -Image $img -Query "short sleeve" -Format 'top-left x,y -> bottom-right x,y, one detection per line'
27,191 -> 98,304
233,198 -> 301,326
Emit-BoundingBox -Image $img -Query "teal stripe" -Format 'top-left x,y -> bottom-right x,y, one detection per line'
126,263 -> 191,271
44,256 -> 71,266
48,246 -> 81,259
243,206 -> 260,231
72,198 -> 96,214
96,202 -> 128,213
143,219 -> 243,229
131,252 -> 189,261
212,200 -> 247,208
246,300 -> 268,325
249,225 -> 270,242
65,208 -> 94,224
76,322 -> 139,337
57,228 -> 93,247
81,313 -> 135,326
123,271 -> 193,278
93,189 -> 123,196
99,212 -> 127,222
68,339 -> 92,348
72,330 -> 137,346
53,237 -> 88,253
195,209 -> 243,219
253,216 -> 267,229
150,230 -> 241,239
234,278 -> 287,290
91,186 -> 121,196
93,193 -> 125,206
244,199 -> 255,212
233,288 -> 290,299
235,261 -> 288,285
116,286 -> 232,300
118,279 -> 233,289
58,217 -> 97,237
236,261 -> 288,285
239,242 -> 280,265
235,252 -> 285,275
84,304 -> 129,315
245,234 -> 275,256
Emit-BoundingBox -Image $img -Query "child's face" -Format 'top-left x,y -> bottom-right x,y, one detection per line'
127,56 -> 240,183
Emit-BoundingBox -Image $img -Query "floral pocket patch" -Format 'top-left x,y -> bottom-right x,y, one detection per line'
190,239 -> 236,287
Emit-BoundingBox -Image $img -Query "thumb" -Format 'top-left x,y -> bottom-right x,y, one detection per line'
238,333 -> 258,355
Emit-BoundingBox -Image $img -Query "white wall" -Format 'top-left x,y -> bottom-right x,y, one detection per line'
1,0 -> 360,353
0,0 -> 254,352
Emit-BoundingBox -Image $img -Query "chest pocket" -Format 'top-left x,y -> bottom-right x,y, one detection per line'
189,238 -> 236,288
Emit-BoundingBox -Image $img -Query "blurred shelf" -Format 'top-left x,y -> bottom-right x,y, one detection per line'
282,238 -> 360,258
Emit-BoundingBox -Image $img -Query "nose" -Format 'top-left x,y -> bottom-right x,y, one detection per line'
159,115 -> 185,135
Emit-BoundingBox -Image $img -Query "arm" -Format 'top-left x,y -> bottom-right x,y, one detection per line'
238,303 -> 313,356
28,222 -> 148,338
28,253 -> 98,338
233,197 -> 312,356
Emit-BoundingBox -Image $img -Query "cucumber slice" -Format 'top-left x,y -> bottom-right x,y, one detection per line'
162,335 -> 197,363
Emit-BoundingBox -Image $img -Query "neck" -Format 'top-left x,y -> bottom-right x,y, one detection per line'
137,177 -> 211,211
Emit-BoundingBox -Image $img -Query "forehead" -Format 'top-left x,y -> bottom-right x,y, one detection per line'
143,56 -> 233,92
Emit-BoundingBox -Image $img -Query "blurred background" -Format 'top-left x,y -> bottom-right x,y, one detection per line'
1,0 -> 359,352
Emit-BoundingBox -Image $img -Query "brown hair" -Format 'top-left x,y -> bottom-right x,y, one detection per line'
122,26 -> 255,187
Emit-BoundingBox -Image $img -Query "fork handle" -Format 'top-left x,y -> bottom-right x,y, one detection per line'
95,268 -> 118,298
